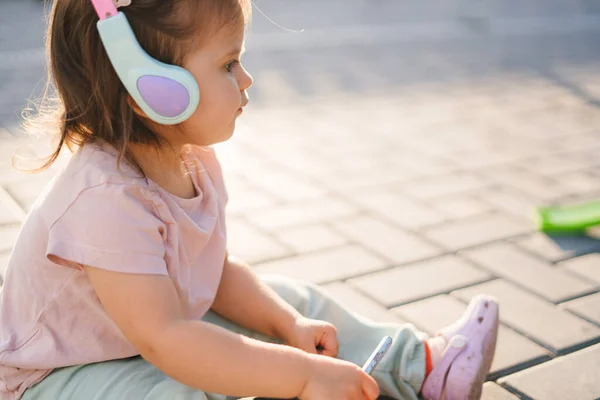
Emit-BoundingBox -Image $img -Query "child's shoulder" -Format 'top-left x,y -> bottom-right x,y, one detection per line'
34,143 -> 153,224
70,142 -> 145,186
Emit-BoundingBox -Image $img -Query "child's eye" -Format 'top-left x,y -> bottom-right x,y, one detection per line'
225,60 -> 239,72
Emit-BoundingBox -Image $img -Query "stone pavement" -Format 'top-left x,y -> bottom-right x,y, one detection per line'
1,0 -> 600,399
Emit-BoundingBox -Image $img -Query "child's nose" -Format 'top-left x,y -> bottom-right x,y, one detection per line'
239,67 -> 253,91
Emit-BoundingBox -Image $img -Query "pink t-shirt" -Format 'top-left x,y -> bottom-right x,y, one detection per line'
0,143 -> 228,400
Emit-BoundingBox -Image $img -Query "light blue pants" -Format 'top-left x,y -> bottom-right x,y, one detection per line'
22,275 -> 426,400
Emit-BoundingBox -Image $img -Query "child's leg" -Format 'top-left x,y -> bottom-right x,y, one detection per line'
20,357 -> 262,400
256,274 -> 427,400
255,275 -> 499,400
20,356 -> 229,400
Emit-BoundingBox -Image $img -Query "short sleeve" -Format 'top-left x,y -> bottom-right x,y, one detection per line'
46,184 -> 168,275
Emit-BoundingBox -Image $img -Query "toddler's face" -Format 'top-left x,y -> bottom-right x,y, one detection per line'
179,26 -> 252,146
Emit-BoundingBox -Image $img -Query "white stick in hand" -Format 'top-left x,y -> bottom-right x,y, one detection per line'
362,336 -> 393,375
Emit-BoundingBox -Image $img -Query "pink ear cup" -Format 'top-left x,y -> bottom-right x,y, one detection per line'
136,75 -> 191,118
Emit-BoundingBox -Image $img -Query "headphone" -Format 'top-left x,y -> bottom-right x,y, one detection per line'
90,0 -> 199,125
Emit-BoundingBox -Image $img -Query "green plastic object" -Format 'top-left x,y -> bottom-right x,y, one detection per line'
535,200 -> 600,233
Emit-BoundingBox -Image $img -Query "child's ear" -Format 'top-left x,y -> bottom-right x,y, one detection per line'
127,96 -> 147,118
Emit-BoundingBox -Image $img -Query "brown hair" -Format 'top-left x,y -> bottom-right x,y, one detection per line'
25,0 -> 251,171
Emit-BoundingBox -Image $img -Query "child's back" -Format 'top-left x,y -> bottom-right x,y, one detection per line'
0,142 -> 228,399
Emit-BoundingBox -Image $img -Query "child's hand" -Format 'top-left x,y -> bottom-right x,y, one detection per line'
299,354 -> 380,400
285,317 -> 339,357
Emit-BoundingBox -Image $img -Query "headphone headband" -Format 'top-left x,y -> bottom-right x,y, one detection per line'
90,0 -> 118,20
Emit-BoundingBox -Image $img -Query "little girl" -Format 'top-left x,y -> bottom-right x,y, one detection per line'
0,0 -> 499,399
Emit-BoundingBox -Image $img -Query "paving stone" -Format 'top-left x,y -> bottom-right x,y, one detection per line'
331,215 -> 440,264
249,170 -> 327,202
561,293 -> 600,325
276,224 -> 348,254
393,295 -> 550,377
4,169 -> 56,211
0,252 -> 10,286
322,282 -> 407,324
499,343 -> 600,400
448,147 -> 525,169
0,165 -> 29,187
428,194 -> 492,220
522,154 -> 591,176
316,161 -> 417,192
462,242 -> 595,302
559,170 -> 599,194
216,142 -> 274,176
485,166 -> 570,201
404,172 -> 488,199
225,183 -> 278,216
0,185 -> 27,223
453,280 -> 600,353
0,224 -> 20,253
562,148 -> 600,171
515,233 -> 600,263
423,214 -> 530,250
395,149 -> 459,176
569,191 -> 600,209
353,191 -> 444,229
0,201 -> 20,226
245,197 -> 359,231
348,256 -> 491,307
481,382 -> 520,400
474,186 -> 539,221
0,135 -> 39,183
392,294 -> 465,335
254,245 -> 388,284
555,132 -> 600,153
558,254 -> 600,285
227,220 -> 292,264
516,233 -> 580,262
518,110 -> 591,141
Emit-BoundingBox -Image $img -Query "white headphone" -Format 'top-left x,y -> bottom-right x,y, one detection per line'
90,0 -> 200,125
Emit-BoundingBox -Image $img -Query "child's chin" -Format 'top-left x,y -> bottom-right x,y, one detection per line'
223,130 -> 235,143
209,130 -> 235,146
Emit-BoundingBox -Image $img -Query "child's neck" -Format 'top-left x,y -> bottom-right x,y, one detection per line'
130,143 -> 198,199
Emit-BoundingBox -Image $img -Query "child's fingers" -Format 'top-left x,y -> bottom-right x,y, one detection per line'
362,374 -> 380,400
320,343 -> 338,357
319,329 -> 339,357
302,340 -> 318,354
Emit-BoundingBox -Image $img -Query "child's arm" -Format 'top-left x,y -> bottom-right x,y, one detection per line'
210,253 -> 303,341
84,266 -> 312,398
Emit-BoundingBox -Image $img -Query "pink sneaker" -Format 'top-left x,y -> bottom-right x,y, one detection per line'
420,294 -> 499,400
